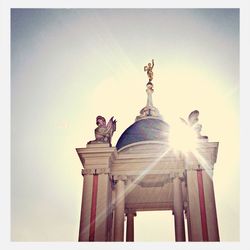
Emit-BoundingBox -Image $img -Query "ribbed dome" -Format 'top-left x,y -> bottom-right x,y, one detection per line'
116,117 -> 169,151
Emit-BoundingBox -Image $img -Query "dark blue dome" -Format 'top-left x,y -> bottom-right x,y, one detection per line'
116,118 -> 169,151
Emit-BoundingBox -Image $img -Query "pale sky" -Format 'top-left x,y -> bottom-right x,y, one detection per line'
11,8 -> 239,242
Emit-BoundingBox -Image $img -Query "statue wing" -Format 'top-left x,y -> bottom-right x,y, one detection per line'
106,116 -> 113,130
188,110 -> 199,126
107,116 -> 116,134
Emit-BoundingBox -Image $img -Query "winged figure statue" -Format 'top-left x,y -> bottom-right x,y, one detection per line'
88,116 -> 117,146
180,110 -> 208,139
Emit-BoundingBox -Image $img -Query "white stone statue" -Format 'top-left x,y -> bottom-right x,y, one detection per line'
180,110 -> 208,139
88,116 -> 117,146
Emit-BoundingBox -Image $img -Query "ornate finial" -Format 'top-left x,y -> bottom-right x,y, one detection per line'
87,116 -> 117,146
144,59 -> 154,83
136,59 -> 161,121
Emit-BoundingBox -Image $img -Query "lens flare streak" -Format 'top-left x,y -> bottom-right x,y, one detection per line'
80,148 -> 172,239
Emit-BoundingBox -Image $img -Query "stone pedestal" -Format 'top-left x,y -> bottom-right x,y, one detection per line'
76,144 -> 116,241
185,142 -> 219,241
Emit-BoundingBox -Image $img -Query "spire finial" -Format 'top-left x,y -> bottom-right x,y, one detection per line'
144,59 -> 154,83
135,59 -> 161,121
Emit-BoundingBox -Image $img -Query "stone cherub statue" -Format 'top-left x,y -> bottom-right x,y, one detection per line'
144,59 -> 154,82
88,116 -> 117,146
180,110 -> 208,139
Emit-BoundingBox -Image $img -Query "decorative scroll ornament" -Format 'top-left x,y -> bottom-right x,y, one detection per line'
88,116 -> 117,146
180,110 -> 208,139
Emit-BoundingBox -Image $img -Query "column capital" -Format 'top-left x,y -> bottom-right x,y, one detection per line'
185,167 -> 214,179
170,172 -> 185,181
82,168 -> 110,176
125,211 -> 137,217
113,175 -> 128,182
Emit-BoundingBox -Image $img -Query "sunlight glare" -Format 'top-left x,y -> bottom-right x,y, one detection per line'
169,120 -> 198,153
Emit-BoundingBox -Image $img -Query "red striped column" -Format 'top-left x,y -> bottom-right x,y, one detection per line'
89,174 -> 99,241
197,170 -> 208,241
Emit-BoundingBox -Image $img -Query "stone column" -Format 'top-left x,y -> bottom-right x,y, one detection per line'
114,176 -> 126,241
111,188 -> 116,241
78,174 -> 93,241
182,179 -> 191,241
184,141 -> 219,241
186,169 -> 203,241
202,170 -> 220,241
126,211 -> 136,241
173,177 -> 185,241
76,144 -> 116,241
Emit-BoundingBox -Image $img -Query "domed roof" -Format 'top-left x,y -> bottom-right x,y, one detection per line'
116,117 -> 169,151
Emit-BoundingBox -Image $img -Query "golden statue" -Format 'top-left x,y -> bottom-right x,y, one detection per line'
144,59 -> 154,82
